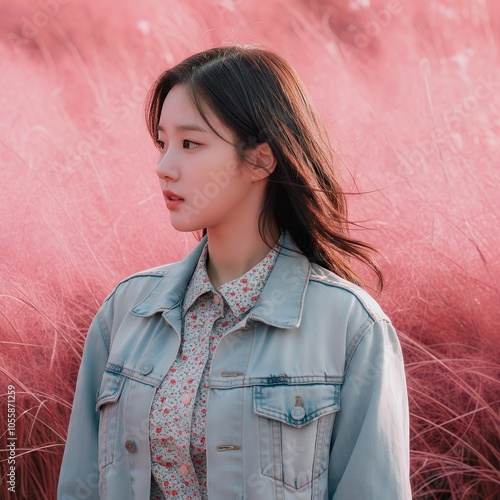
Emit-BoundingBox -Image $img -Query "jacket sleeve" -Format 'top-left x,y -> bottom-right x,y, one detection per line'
328,318 -> 412,499
57,310 -> 110,500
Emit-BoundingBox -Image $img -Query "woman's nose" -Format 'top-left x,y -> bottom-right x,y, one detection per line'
156,151 -> 179,181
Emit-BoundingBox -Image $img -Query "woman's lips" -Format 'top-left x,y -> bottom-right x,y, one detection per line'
163,190 -> 184,210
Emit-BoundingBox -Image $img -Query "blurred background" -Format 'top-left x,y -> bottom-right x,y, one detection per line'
0,0 -> 499,497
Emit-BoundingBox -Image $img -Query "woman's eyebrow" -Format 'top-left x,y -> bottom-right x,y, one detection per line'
157,124 -> 208,133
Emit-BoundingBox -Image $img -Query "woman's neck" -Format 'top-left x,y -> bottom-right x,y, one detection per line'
205,222 -> 279,289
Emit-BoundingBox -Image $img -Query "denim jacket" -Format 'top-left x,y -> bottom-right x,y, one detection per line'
58,233 -> 411,499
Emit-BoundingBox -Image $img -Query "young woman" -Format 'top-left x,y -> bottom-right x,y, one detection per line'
58,46 -> 411,499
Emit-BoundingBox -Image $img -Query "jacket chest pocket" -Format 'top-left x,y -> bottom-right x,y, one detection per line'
95,370 -> 126,470
254,383 -> 340,490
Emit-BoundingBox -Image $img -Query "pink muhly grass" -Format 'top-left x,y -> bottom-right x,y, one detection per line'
402,335 -> 500,499
1,0 -> 499,498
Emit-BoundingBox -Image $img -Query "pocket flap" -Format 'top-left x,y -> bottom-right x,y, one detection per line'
95,370 -> 126,411
254,383 -> 341,428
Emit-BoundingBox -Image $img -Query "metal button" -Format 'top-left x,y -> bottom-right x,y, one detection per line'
213,293 -> 221,305
221,371 -> 245,377
139,362 -> 153,375
124,440 -> 136,453
216,445 -> 241,452
291,406 -> 306,421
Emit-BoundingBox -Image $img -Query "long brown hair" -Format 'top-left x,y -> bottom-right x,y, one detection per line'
145,45 -> 383,290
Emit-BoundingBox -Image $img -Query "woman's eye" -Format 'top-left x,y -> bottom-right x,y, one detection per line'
183,139 -> 199,150
155,139 -> 165,150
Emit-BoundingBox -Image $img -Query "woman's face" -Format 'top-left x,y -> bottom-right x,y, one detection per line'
156,85 -> 258,233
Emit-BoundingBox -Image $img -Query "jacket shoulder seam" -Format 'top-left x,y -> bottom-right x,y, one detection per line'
344,317 -> 390,373
308,275 -> 385,322
117,264 -> 175,284
102,264 -> 176,303
96,309 -> 111,354
97,265 -> 177,347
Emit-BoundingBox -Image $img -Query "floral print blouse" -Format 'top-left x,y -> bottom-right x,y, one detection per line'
150,241 -> 280,499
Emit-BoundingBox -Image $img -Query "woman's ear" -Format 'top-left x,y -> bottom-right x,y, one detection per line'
246,142 -> 277,181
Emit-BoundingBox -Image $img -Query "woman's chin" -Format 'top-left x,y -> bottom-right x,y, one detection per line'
168,213 -> 205,234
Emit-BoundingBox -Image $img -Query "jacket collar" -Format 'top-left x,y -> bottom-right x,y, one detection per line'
131,232 -> 311,329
